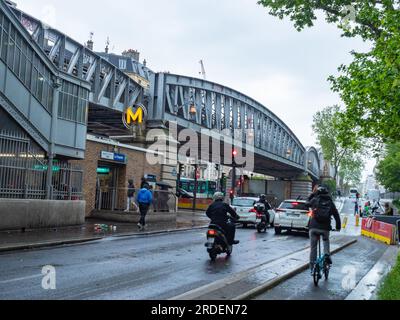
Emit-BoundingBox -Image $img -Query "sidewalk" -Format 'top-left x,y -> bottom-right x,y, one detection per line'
0,210 -> 209,253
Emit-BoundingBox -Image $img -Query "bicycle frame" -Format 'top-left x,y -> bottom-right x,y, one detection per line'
313,235 -> 330,286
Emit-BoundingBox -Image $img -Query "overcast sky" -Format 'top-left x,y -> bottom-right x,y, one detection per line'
16,0 -> 374,178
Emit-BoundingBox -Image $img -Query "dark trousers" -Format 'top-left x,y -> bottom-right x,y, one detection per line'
310,229 -> 330,270
139,203 -> 150,226
219,221 -> 236,245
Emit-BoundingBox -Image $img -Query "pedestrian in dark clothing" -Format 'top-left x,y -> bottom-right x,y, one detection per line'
384,203 -> 394,216
136,183 -> 153,231
125,179 -> 137,212
206,192 -> 241,245
140,177 -> 148,189
307,185 -> 341,272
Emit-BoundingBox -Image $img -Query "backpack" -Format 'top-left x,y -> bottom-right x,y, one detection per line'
313,196 -> 332,224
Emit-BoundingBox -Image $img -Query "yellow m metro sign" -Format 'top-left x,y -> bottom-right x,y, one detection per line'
122,104 -> 147,129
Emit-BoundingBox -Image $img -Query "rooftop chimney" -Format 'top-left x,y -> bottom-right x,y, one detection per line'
86,32 -> 94,51
122,49 -> 140,62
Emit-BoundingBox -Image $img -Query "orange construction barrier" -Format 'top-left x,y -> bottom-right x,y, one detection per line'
361,218 -> 397,245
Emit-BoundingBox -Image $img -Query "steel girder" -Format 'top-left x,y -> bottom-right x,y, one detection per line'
306,147 -> 321,180
153,73 -> 306,170
7,3 -> 149,112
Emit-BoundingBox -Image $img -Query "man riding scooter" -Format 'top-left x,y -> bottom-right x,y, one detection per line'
206,192 -> 241,246
258,194 -> 272,226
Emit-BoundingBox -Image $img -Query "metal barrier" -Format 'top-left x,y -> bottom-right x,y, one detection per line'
95,188 -> 177,213
0,131 -> 83,200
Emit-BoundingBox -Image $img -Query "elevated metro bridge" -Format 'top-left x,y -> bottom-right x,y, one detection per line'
1,0 -> 321,181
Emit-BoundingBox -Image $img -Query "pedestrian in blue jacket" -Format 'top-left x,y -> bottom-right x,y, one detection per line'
136,183 -> 153,231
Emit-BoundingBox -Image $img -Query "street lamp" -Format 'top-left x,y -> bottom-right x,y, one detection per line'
189,104 -> 197,116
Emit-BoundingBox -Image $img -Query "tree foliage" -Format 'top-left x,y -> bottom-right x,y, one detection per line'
258,0 -> 400,144
376,142 -> 400,192
312,105 -> 364,181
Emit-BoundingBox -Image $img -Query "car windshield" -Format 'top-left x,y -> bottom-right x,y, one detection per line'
232,199 -> 256,207
280,201 -> 309,211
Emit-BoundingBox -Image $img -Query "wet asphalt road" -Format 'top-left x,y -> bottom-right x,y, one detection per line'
254,199 -> 388,300
0,227 -> 311,300
0,199 -> 385,300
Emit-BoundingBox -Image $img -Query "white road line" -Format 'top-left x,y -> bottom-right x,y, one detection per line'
0,274 -> 42,284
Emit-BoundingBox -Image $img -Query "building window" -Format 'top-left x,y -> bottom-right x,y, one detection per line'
119,59 -> 127,70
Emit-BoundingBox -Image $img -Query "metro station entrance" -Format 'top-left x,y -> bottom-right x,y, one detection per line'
95,162 -> 120,210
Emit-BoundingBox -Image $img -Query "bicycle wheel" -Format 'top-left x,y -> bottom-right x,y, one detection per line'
313,266 -> 321,287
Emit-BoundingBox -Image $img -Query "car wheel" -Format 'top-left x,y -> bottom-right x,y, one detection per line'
275,227 -> 282,235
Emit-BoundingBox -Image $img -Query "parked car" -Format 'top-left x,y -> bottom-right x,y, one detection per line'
231,197 -> 275,228
274,200 -> 311,235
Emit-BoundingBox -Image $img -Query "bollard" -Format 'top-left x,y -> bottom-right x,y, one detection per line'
355,214 -> 360,227
342,216 -> 348,229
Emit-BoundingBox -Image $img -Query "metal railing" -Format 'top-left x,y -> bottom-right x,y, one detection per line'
0,131 -> 83,200
95,188 -> 177,213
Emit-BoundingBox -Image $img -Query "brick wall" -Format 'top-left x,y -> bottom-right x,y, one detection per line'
71,140 -> 162,216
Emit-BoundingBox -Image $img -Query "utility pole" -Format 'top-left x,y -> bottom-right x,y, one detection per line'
199,60 -> 207,80
193,163 -> 199,212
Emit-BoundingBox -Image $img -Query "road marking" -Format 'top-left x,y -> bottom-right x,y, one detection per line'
0,274 -> 42,284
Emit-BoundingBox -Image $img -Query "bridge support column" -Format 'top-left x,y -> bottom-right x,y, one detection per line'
146,127 -> 179,210
290,175 -> 313,200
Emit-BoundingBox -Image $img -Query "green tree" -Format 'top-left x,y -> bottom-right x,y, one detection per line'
338,154 -> 364,187
258,0 -> 400,144
312,105 -> 363,181
376,142 -> 400,192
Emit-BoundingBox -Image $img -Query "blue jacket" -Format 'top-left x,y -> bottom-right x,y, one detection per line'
137,188 -> 153,204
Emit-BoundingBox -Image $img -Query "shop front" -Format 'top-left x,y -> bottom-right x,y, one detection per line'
75,135 -> 170,216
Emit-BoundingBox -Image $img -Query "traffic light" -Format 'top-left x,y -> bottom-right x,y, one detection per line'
232,149 -> 238,157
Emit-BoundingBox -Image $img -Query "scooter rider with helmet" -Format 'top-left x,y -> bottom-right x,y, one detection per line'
206,192 -> 241,245
258,194 -> 272,225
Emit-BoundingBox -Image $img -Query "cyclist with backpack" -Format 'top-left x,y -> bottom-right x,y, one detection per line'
307,185 -> 342,273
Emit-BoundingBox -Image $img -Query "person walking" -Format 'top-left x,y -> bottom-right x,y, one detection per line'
307,185 -> 341,273
140,177 -> 148,189
136,183 -> 153,231
384,203 -> 394,216
124,179 -> 137,212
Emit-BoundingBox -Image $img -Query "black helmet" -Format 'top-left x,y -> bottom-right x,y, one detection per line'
260,194 -> 266,199
317,185 -> 329,195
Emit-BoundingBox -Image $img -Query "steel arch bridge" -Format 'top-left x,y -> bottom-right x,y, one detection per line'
5,0 -> 320,180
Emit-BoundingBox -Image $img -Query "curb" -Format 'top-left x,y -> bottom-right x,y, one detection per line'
170,237 -> 357,301
345,245 -> 400,300
0,237 -> 103,253
232,238 -> 357,300
0,226 -> 209,253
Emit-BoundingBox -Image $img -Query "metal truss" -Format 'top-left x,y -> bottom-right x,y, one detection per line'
8,3 -> 149,112
152,73 -> 309,170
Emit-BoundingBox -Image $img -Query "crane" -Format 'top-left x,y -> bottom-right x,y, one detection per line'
199,60 -> 207,80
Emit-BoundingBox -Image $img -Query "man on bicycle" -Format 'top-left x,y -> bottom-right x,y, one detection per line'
307,185 -> 341,273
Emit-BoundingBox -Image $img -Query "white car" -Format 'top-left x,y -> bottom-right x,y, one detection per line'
274,200 -> 311,235
231,197 -> 276,228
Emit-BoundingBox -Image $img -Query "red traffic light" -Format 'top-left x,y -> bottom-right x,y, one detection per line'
232,150 -> 238,157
